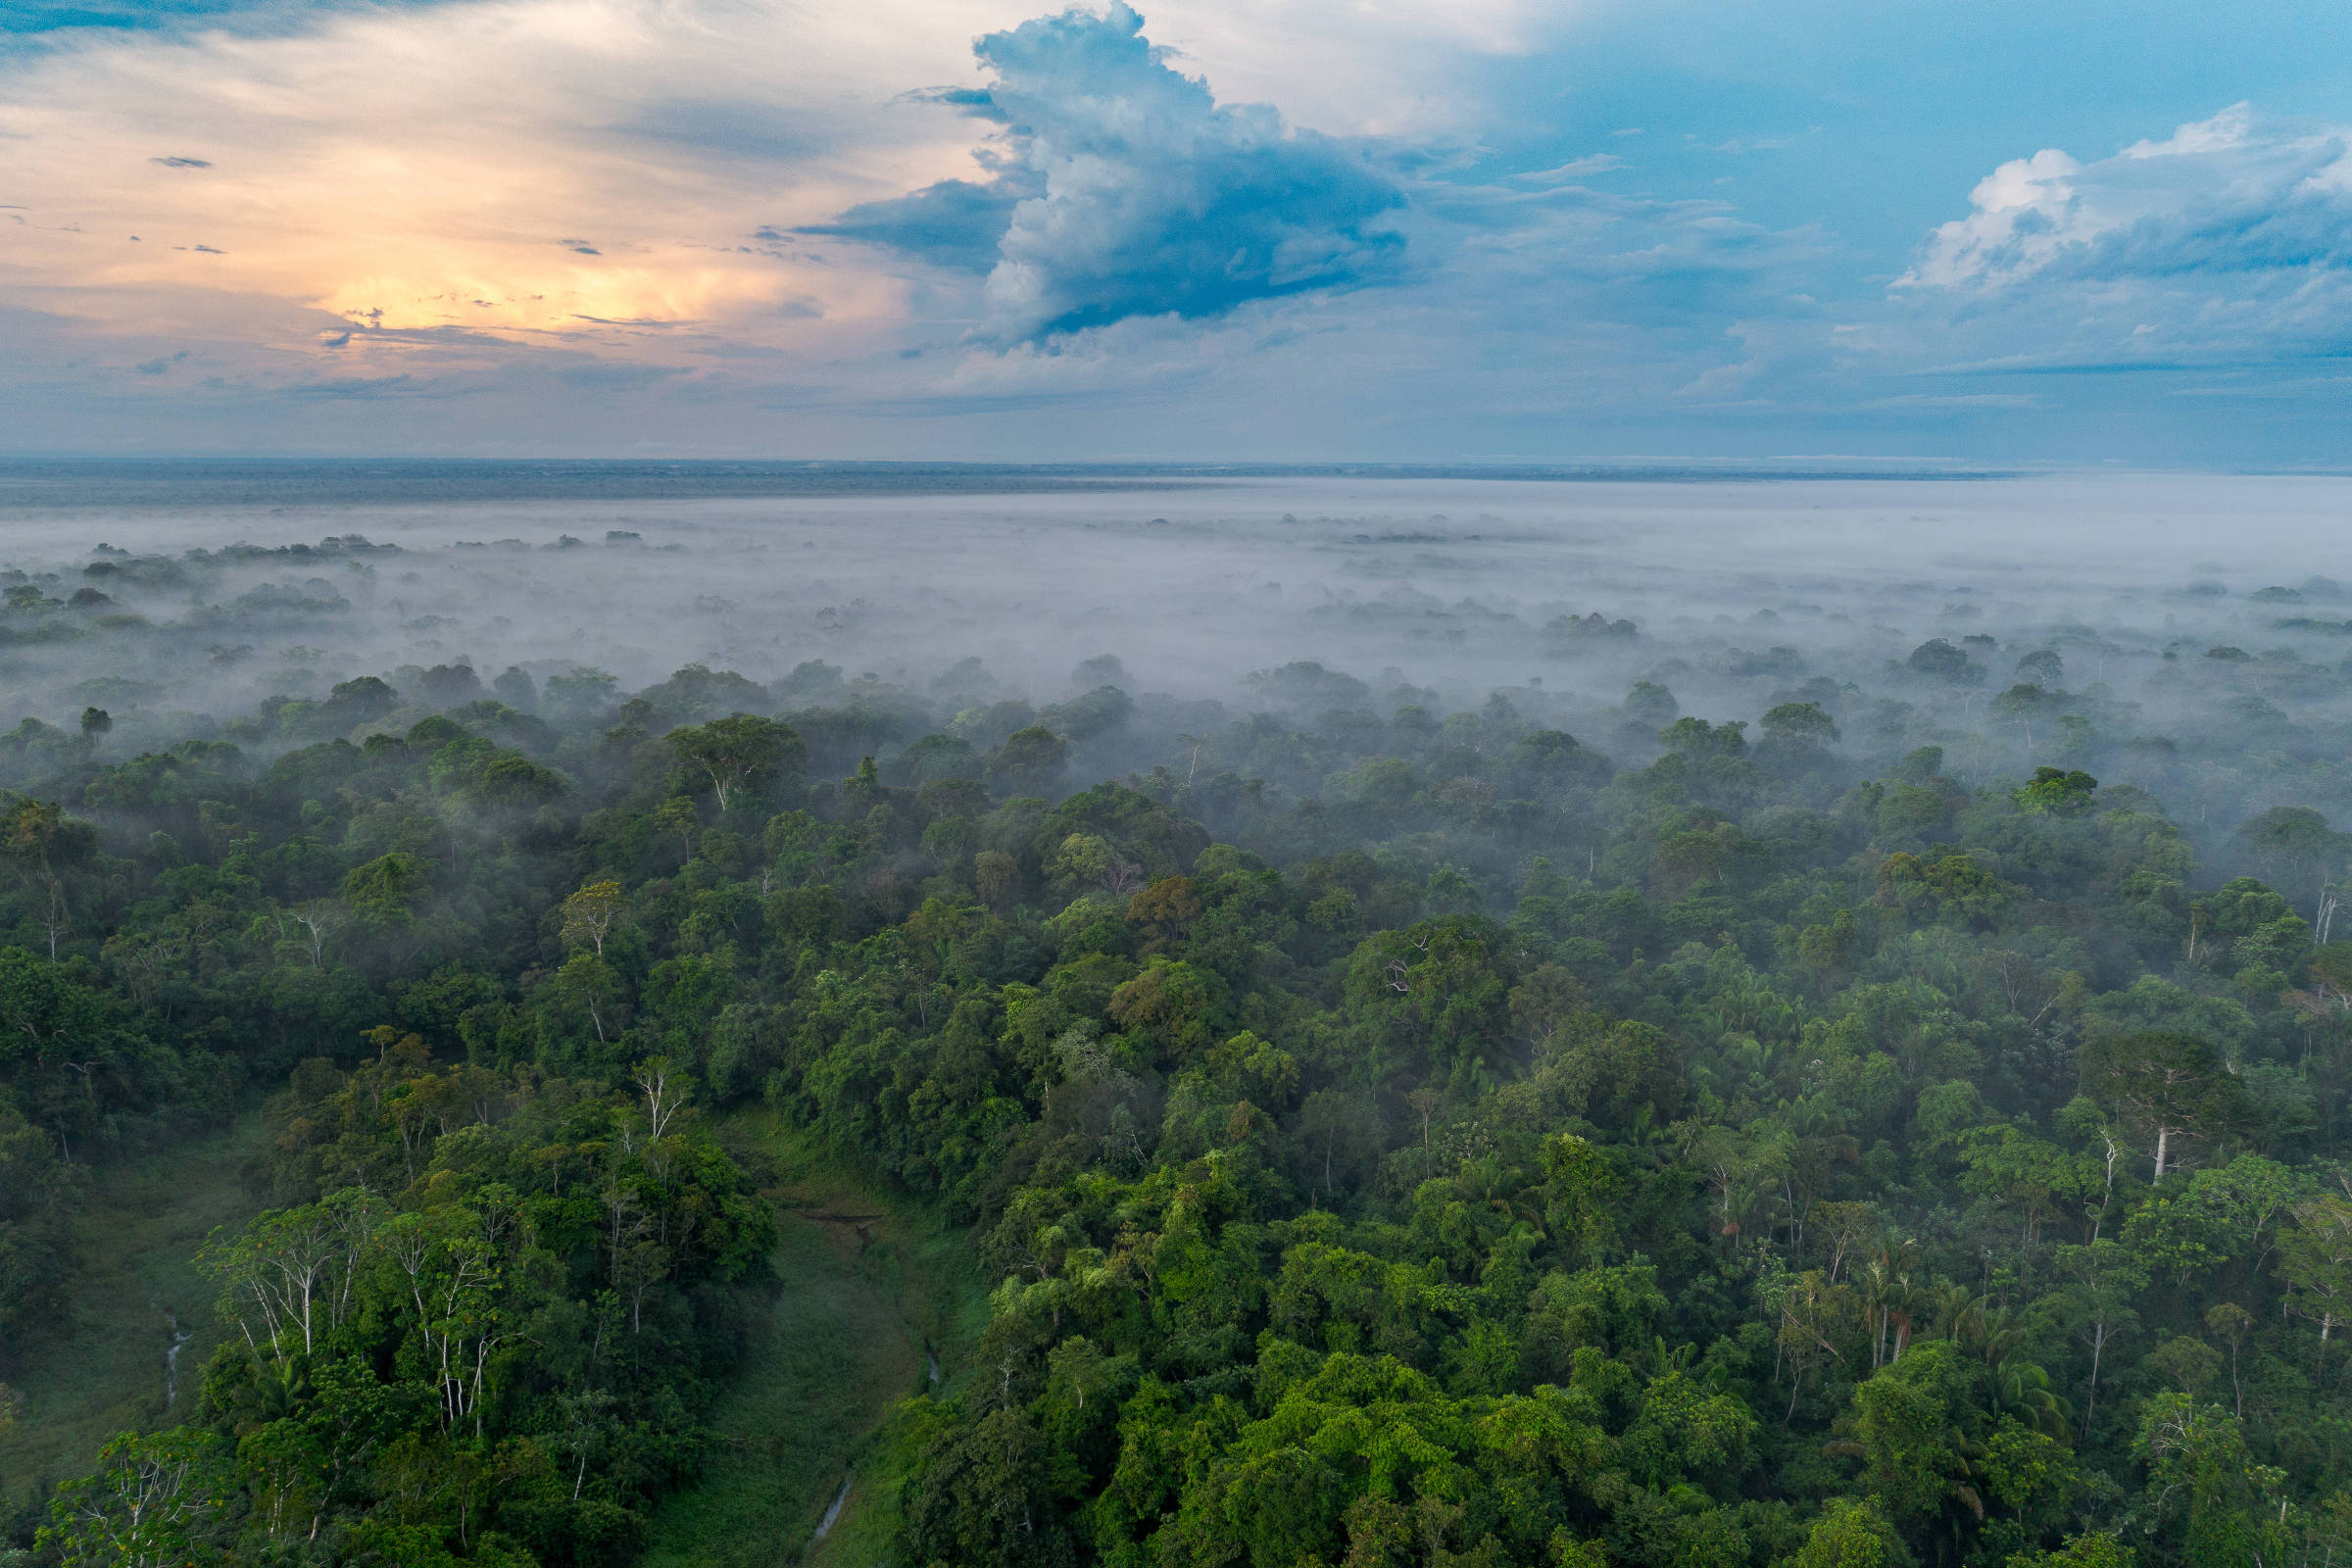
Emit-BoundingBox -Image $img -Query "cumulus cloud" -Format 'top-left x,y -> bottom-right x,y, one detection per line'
808,3 -> 1408,342
1900,106 -> 2352,366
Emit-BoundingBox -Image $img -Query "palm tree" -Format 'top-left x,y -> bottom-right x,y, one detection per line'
1857,1237 -> 1924,1367
1987,1353 -> 2074,1442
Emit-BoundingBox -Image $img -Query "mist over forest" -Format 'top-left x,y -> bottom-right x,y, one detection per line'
12,465 -> 2352,1568
6,470 -> 2352,862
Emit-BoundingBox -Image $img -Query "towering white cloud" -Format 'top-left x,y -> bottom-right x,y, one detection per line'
808,3 -> 1408,342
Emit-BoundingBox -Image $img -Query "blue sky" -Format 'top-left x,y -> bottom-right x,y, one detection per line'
5,0 -> 2352,461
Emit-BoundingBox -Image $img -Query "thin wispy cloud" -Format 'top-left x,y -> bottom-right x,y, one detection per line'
1515,154 -> 1624,183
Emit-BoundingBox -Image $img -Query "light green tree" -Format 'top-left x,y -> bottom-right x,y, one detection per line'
40,1428 -> 234,1568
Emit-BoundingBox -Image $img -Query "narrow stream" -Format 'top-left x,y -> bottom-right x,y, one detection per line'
807,1476 -> 853,1550
163,1311 -> 192,1407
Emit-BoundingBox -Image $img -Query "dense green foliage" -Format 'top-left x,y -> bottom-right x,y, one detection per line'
8,642 -> 2352,1568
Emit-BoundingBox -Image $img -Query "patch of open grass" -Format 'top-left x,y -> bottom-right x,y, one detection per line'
0,1113 -> 268,1517
640,1107 -> 987,1568
1,1105 -> 991,1565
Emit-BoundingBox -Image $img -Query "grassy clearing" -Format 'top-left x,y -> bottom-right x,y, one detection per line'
0,1113 -> 267,1517
0,1105 -> 988,1564
641,1108 -> 987,1568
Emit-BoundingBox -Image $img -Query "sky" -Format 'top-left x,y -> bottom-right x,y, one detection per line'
6,0 -> 2352,463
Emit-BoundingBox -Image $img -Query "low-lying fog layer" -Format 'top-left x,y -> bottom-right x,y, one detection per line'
5,467 -> 2351,851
